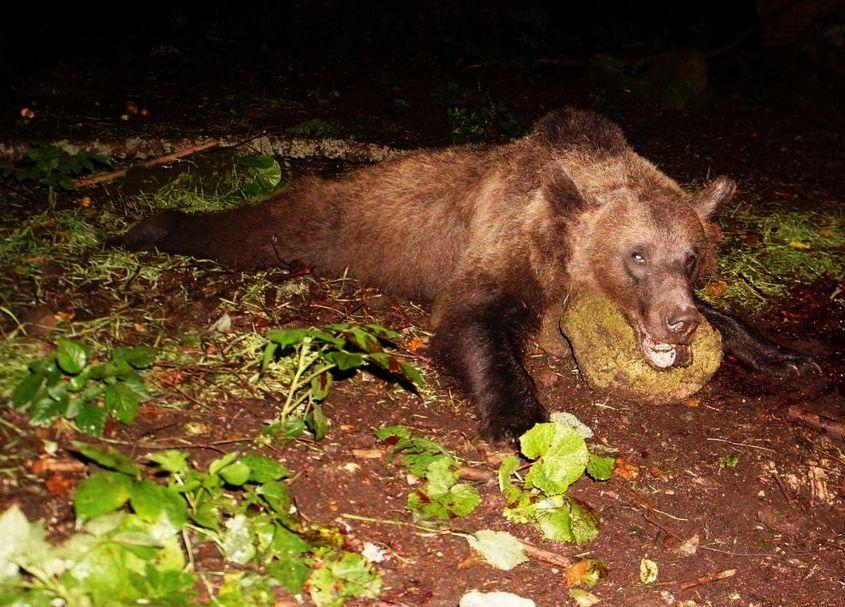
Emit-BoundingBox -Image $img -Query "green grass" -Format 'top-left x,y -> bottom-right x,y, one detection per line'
702,206 -> 844,309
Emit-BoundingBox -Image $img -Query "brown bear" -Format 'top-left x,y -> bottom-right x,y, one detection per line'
122,108 -> 818,441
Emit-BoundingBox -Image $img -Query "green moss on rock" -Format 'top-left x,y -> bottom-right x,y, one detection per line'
554,290 -> 722,404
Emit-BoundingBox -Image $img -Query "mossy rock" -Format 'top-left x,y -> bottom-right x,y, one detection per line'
550,290 -> 722,404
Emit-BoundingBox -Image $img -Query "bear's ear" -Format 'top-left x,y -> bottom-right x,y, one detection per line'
692,176 -> 736,220
542,166 -> 588,215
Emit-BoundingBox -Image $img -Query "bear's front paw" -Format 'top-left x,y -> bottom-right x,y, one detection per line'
747,346 -> 822,379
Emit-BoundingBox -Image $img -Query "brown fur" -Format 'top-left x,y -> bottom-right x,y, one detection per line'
123,108 -> 815,440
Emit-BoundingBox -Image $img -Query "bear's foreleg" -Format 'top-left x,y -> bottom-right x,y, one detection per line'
695,299 -> 821,378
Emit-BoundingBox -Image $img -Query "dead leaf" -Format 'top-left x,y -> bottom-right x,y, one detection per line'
671,534 -> 700,557
45,474 -> 75,500
405,337 -> 427,352
613,457 -> 640,480
788,241 -> 810,250
565,560 -> 592,588
703,281 -> 728,298
30,456 -> 85,475
352,448 -> 383,459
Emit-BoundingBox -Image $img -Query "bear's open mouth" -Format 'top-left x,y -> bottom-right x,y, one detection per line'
637,331 -> 693,370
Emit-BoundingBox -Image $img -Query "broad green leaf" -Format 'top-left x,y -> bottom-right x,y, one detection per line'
240,455 -> 289,483
76,403 -> 107,435
323,350 -> 364,371
219,462 -> 251,486
306,403 -> 329,440
146,450 -> 189,475
129,480 -> 188,528
112,346 -> 157,369
208,452 -> 239,476
73,442 -> 141,478
466,530 -> 528,570
257,479 -> 291,514
586,454 -> 614,481
0,505 -> 49,581
569,499 -> 599,544
374,425 -> 410,442
11,373 -> 44,408
266,328 -> 308,348
55,339 -> 87,374
521,424 -> 589,496
28,394 -> 67,425
497,455 -> 524,505
104,383 -> 141,424
536,501 -> 573,543
310,372 -> 333,401
74,471 -> 133,520
267,555 -> 311,594
308,552 -> 382,607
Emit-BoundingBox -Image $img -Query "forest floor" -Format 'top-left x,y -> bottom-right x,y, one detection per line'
1,54 -> 844,607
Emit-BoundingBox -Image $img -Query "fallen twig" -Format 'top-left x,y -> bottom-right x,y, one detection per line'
787,405 -> 845,442
517,538 -> 571,568
72,140 -> 219,187
679,568 -> 736,590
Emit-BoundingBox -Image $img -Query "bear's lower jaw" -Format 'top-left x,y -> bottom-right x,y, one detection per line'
639,335 -> 694,370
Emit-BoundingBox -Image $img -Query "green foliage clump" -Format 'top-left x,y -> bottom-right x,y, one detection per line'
434,81 -> 526,144
0,142 -> 110,192
499,422 -> 613,544
375,426 -> 481,520
260,324 -> 424,441
0,445 -> 382,607
9,339 -> 156,435
703,207 -> 845,310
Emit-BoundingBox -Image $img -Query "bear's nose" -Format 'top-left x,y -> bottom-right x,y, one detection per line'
666,308 -> 699,338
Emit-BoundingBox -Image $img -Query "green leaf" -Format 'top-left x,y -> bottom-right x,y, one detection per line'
219,461 -> 251,486
257,479 -> 291,514
466,530 -> 528,570
374,425 -> 410,442
306,403 -> 329,440
104,383 -> 141,424
308,552 -> 382,607
55,339 -> 87,374
75,403 -> 107,435
322,350 -> 365,371
208,452 -> 239,476
129,480 -> 189,528
240,455 -> 289,483
261,342 -> 278,370
569,499 -> 599,545
29,394 -> 68,425
521,423 -> 589,496
310,372 -> 333,401
73,442 -> 141,478
497,455 -> 524,505
147,450 -> 190,475
536,501 -> 573,543
112,346 -> 157,369
74,471 -> 133,520
266,328 -> 309,348
11,373 -> 44,408
586,454 -> 614,481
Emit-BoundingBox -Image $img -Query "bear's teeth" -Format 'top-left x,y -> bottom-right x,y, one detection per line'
648,347 -> 677,369
652,342 -> 674,352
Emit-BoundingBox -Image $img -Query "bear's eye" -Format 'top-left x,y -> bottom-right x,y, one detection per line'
685,252 -> 698,275
631,252 -> 646,263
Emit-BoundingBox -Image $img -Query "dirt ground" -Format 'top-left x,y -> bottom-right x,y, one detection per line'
2,14 -> 844,606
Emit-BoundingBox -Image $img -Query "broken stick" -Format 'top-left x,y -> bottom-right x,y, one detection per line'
787,405 -> 845,442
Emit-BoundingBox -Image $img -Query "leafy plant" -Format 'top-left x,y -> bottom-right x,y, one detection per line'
9,340 -> 156,435
375,426 -> 481,520
260,324 -> 423,441
0,444 -> 382,607
434,82 -> 526,144
236,154 -> 285,197
499,422 -> 614,544
0,142 -> 110,192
